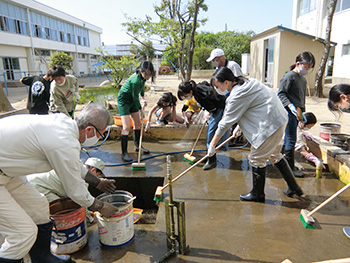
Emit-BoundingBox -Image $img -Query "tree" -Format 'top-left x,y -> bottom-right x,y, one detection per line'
96,47 -> 138,88
130,40 -> 156,60
49,51 -> 73,71
123,0 -> 207,81
314,0 -> 337,97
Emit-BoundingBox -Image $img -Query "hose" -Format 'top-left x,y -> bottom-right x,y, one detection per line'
81,140 -> 249,167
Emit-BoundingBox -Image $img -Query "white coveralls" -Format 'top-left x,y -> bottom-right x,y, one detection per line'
0,114 -> 94,259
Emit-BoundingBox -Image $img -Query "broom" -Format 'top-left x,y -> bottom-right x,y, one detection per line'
184,120 -> 207,164
154,125 -> 241,202
132,107 -> 146,171
300,182 -> 350,229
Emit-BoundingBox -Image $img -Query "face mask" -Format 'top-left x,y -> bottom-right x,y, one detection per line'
184,96 -> 192,101
340,102 -> 350,113
82,129 -> 99,147
212,61 -> 219,67
298,65 -> 309,76
216,87 -> 228,96
56,78 -> 66,86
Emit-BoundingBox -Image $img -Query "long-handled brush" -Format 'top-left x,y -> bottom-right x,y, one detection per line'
132,107 -> 146,171
154,125 -> 241,202
300,182 -> 350,229
184,120 -> 207,164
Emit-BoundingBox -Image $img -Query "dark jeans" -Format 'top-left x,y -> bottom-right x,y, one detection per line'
283,108 -> 298,151
206,108 -> 229,151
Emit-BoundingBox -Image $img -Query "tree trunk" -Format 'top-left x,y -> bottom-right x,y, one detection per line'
0,83 -> 15,113
314,0 -> 337,97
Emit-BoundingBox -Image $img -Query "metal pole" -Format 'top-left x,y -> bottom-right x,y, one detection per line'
3,72 -> 8,96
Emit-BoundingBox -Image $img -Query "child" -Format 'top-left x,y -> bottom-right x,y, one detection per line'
295,112 -> 324,170
145,92 -> 184,132
180,94 -> 202,125
117,60 -> 155,162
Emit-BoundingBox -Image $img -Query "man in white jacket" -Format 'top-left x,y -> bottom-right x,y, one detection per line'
0,103 -> 117,263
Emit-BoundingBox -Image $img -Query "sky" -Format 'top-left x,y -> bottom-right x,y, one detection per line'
36,0 -> 294,45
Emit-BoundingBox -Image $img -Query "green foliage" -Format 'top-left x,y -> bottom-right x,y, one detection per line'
130,40 -> 155,60
193,46 -> 213,70
78,85 -> 116,104
96,47 -> 138,88
49,51 -> 73,70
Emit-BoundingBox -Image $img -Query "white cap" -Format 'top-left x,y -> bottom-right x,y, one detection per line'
206,48 -> 225,62
85,158 -> 105,172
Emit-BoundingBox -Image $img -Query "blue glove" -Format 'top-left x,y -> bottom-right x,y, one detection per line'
288,104 -> 298,116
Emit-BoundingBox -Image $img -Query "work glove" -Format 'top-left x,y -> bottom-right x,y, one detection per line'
100,202 -> 119,218
141,99 -> 147,107
96,178 -> 116,193
207,144 -> 216,157
145,121 -> 150,132
204,110 -> 211,121
74,92 -> 81,102
288,104 -> 298,116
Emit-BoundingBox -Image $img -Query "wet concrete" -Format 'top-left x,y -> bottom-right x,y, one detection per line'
71,140 -> 350,263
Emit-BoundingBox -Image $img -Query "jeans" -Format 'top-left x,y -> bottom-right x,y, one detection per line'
206,108 -> 229,151
283,108 -> 298,151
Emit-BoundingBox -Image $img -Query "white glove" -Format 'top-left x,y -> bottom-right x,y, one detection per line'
141,99 -> 147,107
145,121 -> 150,132
184,115 -> 189,124
74,92 -> 81,102
204,111 -> 211,121
207,145 -> 216,157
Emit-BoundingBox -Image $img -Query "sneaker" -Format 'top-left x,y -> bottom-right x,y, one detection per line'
156,120 -> 165,126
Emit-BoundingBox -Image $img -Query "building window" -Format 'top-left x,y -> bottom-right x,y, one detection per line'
336,0 -> 350,13
342,44 -> 350,56
44,27 -> 50,39
34,24 -> 41,37
298,0 -> 317,16
0,16 -> 8,31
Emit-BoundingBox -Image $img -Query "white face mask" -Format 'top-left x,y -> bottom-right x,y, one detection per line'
184,96 -> 192,101
216,88 -> 228,96
56,78 -> 66,86
82,129 -> 99,147
212,61 -> 219,67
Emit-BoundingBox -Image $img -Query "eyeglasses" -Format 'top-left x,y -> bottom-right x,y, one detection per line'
88,123 -> 105,140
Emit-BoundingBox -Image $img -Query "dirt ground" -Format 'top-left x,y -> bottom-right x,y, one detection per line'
6,74 -> 350,136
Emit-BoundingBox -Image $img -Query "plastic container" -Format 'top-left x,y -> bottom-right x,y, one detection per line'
329,133 -> 350,150
319,123 -> 341,141
49,198 -> 87,255
114,116 -> 147,127
96,190 -> 135,247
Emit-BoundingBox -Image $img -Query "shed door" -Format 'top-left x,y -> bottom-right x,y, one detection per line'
264,37 -> 275,86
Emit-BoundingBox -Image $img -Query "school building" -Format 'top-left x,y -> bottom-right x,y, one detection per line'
0,0 -> 102,81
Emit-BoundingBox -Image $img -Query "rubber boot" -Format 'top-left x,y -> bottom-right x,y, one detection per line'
133,129 -> 150,154
275,157 -> 304,197
239,166 -> 266,202
121,135 -> 132,162
284,149 -> 304,178
203,154 -> 217,170
29,221 -> 72,263
0,258 -> 23,263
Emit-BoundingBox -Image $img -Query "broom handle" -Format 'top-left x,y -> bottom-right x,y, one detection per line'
161,125 -> 240,191
308,183 -> 350,217
137,105 -> 145,164
189,120 -> 207,156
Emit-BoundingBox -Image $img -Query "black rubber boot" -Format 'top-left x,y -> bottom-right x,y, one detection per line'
121,135 -> 132,162
275,157 -> 304,197
239,166 -> 266,202
0,258 -> 23,263
133,129 -> 150,154
29,221 -> 72,263
203,154 -> 217,170
284,149 -> 304,178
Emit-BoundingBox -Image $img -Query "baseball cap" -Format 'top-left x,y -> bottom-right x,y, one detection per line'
85,158 -> 105,172
206,48 -> 225,62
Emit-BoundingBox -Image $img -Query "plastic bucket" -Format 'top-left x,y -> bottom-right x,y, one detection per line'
49,198 -> 87,255
114,116 -> 147,127
96,190 -> 135,247
319,123 -> 341,141
330,133 -> 350,150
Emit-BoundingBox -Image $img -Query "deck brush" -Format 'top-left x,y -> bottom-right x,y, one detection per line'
183,120 -> 207,164
154,125 -> 241,202
300,182 -> 350,229
132,106 -> 146,171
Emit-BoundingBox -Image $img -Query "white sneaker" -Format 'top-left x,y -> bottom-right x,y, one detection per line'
156,120 -> 165,126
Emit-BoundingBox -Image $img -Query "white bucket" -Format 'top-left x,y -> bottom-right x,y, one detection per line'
49,198 -> 88,254
96,190 -> 135,247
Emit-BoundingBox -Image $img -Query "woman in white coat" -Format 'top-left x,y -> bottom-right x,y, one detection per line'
208,67 -> 303,202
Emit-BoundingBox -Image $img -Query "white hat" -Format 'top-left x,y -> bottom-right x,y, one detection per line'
85,158 -> 105,172
206,48 -> 225,62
